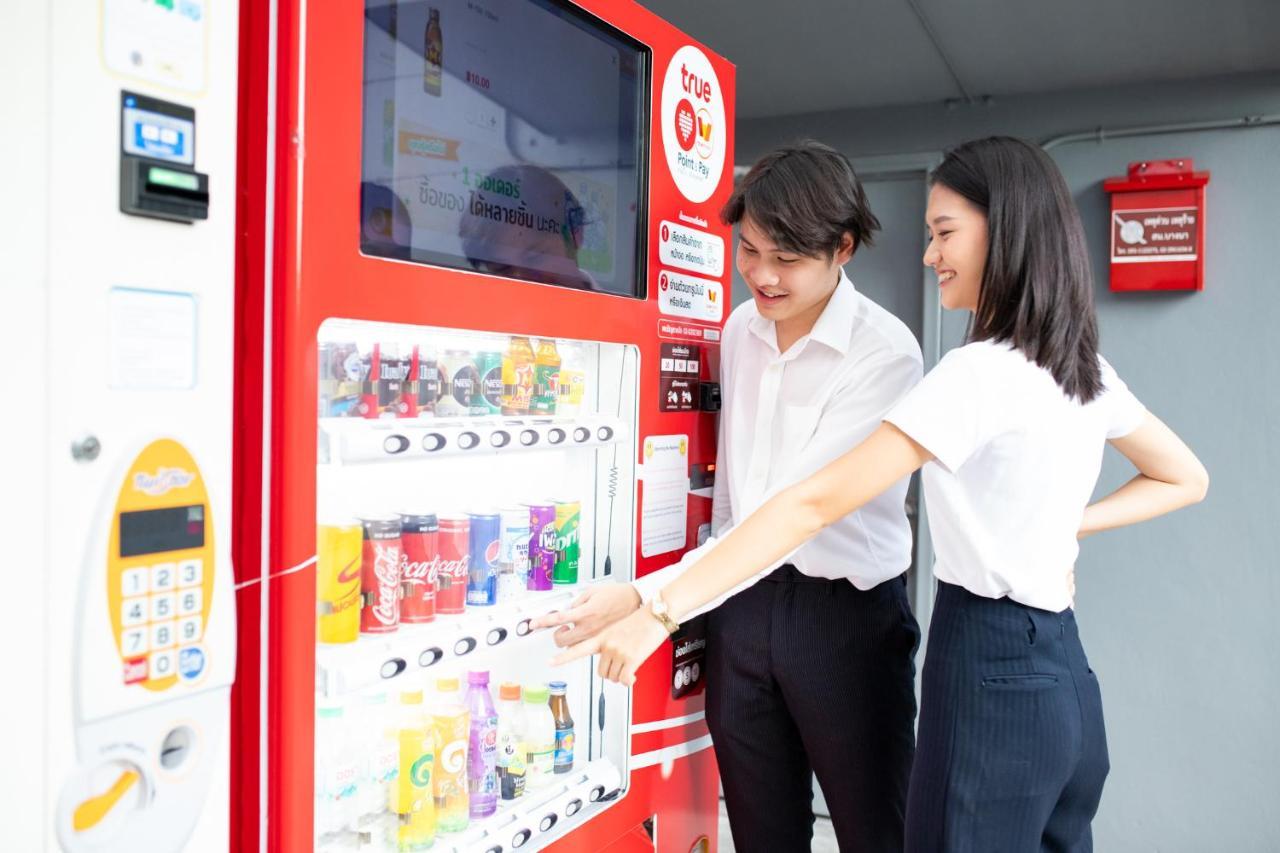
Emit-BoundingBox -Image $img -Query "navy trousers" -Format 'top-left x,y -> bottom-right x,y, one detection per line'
906,581 -> 1110,852
706,566 -> 921,853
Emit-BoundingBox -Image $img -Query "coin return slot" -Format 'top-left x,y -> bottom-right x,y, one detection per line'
547,428 -> 566,445
565,798 -> 583,817
380,658 -> 407,679
519,429 -> 539,446
454,637 -> 478,656
540,813 -> 558,832
511,829 -> 531,848
490,430 -> 511,448
596,426 -> 613,441
572,427 -> 590,443
458,432 -> 480,450
419,647 -> 444,667
422,433 -> 446,452
160,726 -> 195,770
516,618 -> 532,637
383,434 -> 410,454
486,627 -> 508,646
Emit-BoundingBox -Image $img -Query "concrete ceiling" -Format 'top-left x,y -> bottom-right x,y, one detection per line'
636,0 -> 1280,119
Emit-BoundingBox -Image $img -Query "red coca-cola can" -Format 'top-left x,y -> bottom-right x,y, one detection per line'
359,515 -> 402,633
435,515 -> 470,615
399,512 -> 438,623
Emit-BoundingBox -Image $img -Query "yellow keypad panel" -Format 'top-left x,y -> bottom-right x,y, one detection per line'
118,557 -> 207,686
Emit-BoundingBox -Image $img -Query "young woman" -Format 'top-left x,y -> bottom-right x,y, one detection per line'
555,136 -> 1209,850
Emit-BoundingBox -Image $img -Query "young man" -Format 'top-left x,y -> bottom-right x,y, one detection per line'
534,140 -> 923,852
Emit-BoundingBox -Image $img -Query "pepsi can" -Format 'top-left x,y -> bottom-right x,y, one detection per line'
466,511 -> 501,606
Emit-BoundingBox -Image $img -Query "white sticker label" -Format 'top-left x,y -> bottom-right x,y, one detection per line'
658,220 -> 724,277
657,269 -> 724,323
660,46 -> 727,203
640,435 -> 690,558
109,288 -> 197,391
102,0 -> 209,93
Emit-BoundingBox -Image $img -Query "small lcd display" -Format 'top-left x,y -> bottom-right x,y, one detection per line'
119,505 -> 206,558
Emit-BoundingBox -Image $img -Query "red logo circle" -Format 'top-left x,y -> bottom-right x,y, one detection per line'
674,99 -> 696,152
661,224 -> 670,242
660,274 -> 669,291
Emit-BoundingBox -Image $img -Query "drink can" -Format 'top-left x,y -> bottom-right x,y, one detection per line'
553,500 -> 580,585
317,520 -> 362,643
525,503 -> 556,591
357,343 -> 381,419
397,347 -> 421,418
398,512 -> 439,623
467,511 -> 501,606
359,515 -> 402,634
438,349 -> 478,418
435,515 -> 470,614
415,345 -> 443,416
474,351 -> 503,416
497,508 -> 531,602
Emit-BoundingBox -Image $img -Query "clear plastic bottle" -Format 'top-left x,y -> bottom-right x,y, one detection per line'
356,692 -> 399,840
522,684 -> 556,791
432,676 -> 470,833
496,683 -> 527,801
465,671 -> 499,819
315,700 -> 360,851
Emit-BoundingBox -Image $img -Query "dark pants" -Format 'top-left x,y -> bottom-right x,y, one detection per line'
906,581 -> 1110,853
705,566 -> 921,853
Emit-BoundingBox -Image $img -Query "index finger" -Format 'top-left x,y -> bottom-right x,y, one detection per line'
551,635 -> 601,667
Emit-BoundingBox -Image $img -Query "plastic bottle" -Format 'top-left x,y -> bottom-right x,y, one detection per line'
522,684 -> 556,790
530,340 -> 560,415
432,676 -> 470,833
391,690 -> 435,850
315,701 -> 360,850
549,680 -> 575,775
556,344 -> 586,417
496,683 -> 527,801
356,692 -> 399,839
465,671 -> 499,819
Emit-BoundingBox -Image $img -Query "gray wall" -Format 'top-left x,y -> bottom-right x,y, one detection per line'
735,72 -> 1280,850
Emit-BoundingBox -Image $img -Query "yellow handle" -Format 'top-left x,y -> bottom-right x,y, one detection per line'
72,769 -> 139,832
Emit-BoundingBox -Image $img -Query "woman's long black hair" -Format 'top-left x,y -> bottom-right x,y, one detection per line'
933,137 -> 1103,403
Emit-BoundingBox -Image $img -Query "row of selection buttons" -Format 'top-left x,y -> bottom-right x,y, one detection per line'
121,558 -> 204,597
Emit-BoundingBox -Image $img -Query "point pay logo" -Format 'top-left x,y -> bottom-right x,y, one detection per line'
661,46 -> 726,203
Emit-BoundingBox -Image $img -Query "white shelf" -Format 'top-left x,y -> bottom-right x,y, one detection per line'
319,415 -> 628,466
317,586 -> 590,698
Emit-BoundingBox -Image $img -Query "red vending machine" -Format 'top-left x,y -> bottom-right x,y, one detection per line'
233,2 -> 735,851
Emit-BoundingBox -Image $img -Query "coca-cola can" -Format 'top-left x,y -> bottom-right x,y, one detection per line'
525,503 -> 556,591
399,512 -> 439,623
435,515 -> 470,614
359,515 -> 402,633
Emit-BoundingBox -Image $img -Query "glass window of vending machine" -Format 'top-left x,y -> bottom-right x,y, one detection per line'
314,319 -> 638,852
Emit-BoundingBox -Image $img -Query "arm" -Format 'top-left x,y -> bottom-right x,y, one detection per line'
556,422 -> 932,683
1079,412 -> 1209,537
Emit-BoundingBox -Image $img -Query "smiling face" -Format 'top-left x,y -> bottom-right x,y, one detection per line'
736,216 -> 852,337
923,183 -> 989,312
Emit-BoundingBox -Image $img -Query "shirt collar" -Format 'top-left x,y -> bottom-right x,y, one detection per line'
746,268 -> 857,357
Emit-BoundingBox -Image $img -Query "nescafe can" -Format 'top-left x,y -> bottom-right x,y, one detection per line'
525,503 -> 556,591
359,515 -> 402,634
398,512 -> 439,623
435,515 -> 470,614
467,511 -> 501,606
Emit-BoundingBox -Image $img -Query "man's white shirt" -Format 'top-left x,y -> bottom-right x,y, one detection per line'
634,270 -> 923,615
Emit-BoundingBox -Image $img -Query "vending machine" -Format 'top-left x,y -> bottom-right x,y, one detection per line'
2,2 -> 239,852
233,1 -> 735,851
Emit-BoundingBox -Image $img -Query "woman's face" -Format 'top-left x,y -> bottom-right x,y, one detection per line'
923,183 -> 988,312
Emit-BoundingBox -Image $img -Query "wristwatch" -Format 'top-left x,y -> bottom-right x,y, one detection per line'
648,592 -> 681,635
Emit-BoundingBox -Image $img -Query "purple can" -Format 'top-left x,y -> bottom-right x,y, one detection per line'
526,503 -> 556,591
467,511 -> 501,606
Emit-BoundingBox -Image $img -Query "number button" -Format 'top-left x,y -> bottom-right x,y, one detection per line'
121,597 -> 148,627
151,563 -> 177,592
149,650 -> 176,679
177,616 -> 202,644
177,588 -> 202,617
150,621 -> 176,650
178,559 -> 203,588
122,627 -> 149,656
121,567 -> 149,597
151,593 -> 177,621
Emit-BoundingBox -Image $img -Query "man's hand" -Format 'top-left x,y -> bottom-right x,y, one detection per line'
529,583 -> 642,648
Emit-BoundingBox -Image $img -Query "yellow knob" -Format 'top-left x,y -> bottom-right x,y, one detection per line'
72,769 -> 139,832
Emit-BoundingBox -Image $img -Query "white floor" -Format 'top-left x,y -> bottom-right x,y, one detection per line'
717,799 -> 839,852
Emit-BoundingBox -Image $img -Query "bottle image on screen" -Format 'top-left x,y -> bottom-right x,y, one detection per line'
423,8 -> 443,96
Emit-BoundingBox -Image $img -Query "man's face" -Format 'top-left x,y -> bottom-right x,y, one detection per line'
735,217 -> 850,326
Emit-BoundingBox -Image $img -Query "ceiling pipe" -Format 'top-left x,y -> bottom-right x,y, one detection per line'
1041,114 -> 1280,150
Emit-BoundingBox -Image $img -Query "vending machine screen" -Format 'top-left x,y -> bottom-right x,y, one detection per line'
359,0 -> 648,298
119,505 -> 206,558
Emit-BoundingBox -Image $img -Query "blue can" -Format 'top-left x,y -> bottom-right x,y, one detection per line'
467,511 -> 501,606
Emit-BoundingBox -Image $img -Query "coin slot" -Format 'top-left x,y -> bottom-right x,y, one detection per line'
160,726 -> 195,770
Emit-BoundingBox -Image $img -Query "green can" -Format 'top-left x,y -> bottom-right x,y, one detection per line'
553,500 -> 580,584
474,350 -> 503,415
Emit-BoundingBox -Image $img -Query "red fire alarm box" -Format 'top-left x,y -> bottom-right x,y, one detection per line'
1103,159 -> 1209,292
